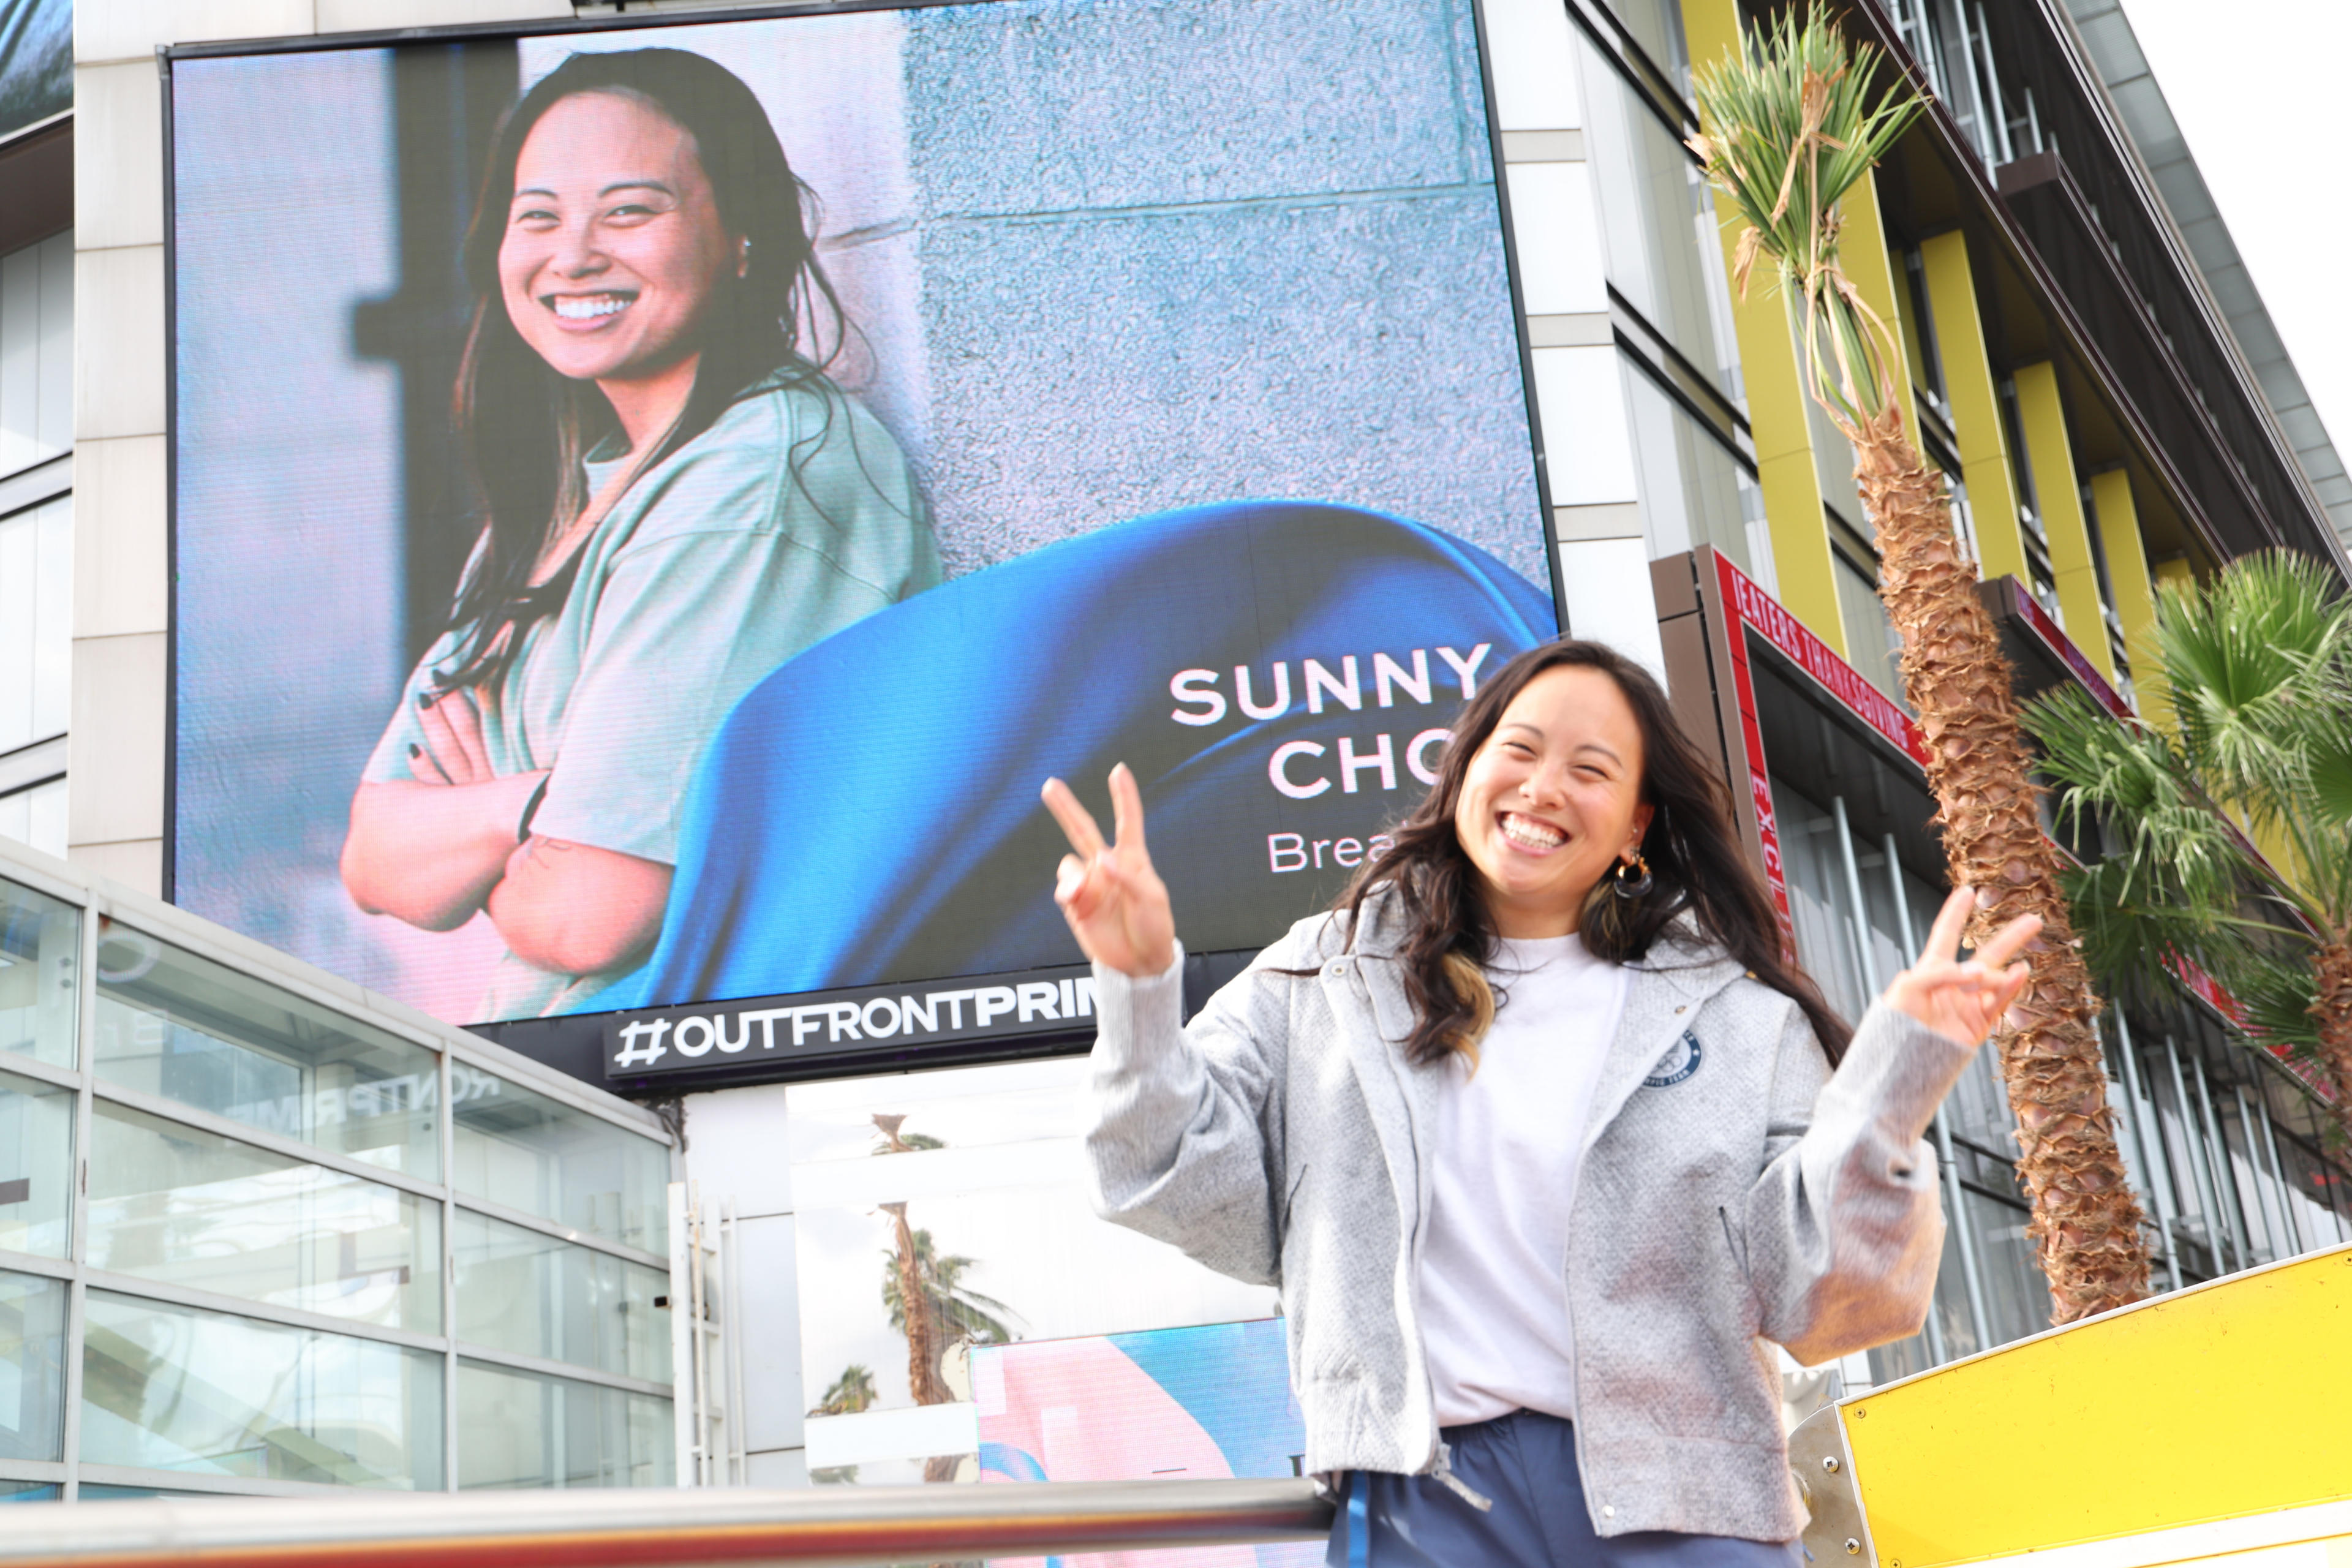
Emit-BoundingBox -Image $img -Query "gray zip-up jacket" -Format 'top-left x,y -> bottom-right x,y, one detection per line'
1083,894 -> 1973,1543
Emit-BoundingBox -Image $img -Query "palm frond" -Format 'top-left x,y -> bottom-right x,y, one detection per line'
1688,3 -> 1922,429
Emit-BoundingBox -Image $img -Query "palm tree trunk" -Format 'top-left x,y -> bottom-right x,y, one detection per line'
2312,939 -> 2352,1152
1853,407 -> 2152,1322
883,1202 -> 953,1406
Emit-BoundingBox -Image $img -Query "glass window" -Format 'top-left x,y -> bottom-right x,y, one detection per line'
86,1100 -> 442,1333
0,233 -> 73,480
0,1482 -> 58,1502
0,1268 -> 67,1461
1965,1186 -> 2051,1345
79,1289 -> 443,1490
77,1484 -> 225,1500
1594,0 -> 1691,96
1832,548 -> 1905,701
453,1208 -> 668,1384
1577,42 -> 1740,400
92,925 -> 440,1179
1622,360 -> 1754,576
453,1068 -> 667,1255
456,1360 -> 672,1490
0,492 -> 71,758
0,1066 -> 73,1257
0,874 -> 78,1069
0,778 -> 68,861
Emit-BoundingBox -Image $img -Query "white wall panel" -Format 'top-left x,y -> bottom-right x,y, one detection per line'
1479,0 -> 1581,130
66,629 -> 165,851
317,0 -> 568,30
1504,161 -> 1607,317
72,64 -> 165,252
72,247 -> 164,442
1557,535 -> 1667,682
1531,344 -> 1638,506
74,436 -> 166,639
76,0 -> 314,65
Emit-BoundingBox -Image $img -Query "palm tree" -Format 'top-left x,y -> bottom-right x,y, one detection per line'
808,1363 -> 880,1419
1687,4 -> 2150,1319
880,1221 -> 1020,1368
877,1200 -> 1020,1485
872,1113 -> 945,1154
2025,552 -> 2352,1149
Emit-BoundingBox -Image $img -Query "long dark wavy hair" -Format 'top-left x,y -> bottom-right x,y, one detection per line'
1330,638 -> 1849,1068
434,48 -> 854,691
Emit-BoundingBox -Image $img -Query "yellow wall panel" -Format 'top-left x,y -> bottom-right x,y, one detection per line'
1844,1248 -> 2352,1568
2011,362 -> 2113,679
1918,231 -> 2027,587
1839,168 -> 1917,443
2089,469 -> 2160,718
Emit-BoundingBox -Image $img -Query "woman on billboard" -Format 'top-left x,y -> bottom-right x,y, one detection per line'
341,48 -> 939,1019
1044,640 -> 2038,1567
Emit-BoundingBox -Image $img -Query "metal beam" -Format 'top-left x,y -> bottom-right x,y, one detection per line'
0,1479 -> 1332,1568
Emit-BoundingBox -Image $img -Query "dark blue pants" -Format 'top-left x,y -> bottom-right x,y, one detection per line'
1327,1411 -> 1803,1568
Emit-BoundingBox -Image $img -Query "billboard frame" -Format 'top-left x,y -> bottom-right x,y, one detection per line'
156,0 -> 1564,1088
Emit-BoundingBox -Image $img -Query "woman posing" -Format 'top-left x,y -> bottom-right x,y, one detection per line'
342,48 -> 939,1018
1042,639 -> 2035,1567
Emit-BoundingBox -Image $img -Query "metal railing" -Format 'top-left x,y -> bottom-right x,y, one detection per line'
0,1479 -> 1333,1568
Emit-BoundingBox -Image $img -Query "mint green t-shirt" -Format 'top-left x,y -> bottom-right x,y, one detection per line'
363,372 -> 941,1020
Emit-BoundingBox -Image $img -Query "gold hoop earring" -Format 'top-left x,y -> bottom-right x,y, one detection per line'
1612,851 -> 1653,900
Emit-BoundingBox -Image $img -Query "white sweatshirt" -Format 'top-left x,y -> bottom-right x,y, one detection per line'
1415,932 -> 1629,1428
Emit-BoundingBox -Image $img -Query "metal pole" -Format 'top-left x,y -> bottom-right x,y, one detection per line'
0,1479 -> 1334,1568
725,1197 -> 749,1486
1830,796 -> 1881,997
1880,833 -> 1983,1359
2165,1035 -> 2226,1278
1825,808 -> 1942,1371
2190,1058 -> 2252,1271
2232,1083 -> 2285,1264
2254,1093 -> 2309,1257
2109,1008 -> 2184,1292
690,1183 -> 714,1487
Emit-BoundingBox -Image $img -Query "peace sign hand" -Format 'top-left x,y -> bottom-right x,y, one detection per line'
1884,886 -> 2041,1049
1041,764 -> 1177,979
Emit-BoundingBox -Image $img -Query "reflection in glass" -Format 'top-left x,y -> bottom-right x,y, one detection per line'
0,1066 -> 72,1256
0,1268 -> 67,1461
77,1484 -> 222,1500
1832,550 -> 1905,702
0,1482 -> 59,1502
0,875 -> 78,1068
1578,42 -> 1738,398
80,1291 -> 442,1489
454,1208 -> 668,1383
92,924 -> 440,1178
1622,366 -> 1751,577
87,1100 -> 441,1332
453,1069 -> 667,1254
1964,1188 -> 2051,1346
456,1360 -> 672,1490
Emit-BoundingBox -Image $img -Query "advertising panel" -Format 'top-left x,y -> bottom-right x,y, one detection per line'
167,0 -> 1554,1060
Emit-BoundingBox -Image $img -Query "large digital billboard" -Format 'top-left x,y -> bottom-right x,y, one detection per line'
165,0 -> 1555,1072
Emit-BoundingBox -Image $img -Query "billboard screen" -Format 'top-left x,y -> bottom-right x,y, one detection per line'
166,0 -> 1554,1061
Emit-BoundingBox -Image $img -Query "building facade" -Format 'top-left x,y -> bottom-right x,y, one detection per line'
0,835 -> 677,1501
2,0 -> 2348,1502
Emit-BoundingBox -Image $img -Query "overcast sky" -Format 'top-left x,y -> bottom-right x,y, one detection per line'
2120,0 -> 2351,466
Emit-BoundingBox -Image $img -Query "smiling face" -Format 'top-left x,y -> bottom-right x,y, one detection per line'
497,90 -> 739,388
1452,664 -> 1656,939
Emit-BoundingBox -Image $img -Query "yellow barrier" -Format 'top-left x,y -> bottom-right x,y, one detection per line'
1799,1244 -> 2352,1568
